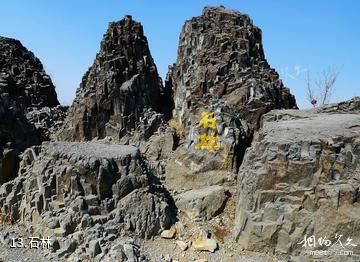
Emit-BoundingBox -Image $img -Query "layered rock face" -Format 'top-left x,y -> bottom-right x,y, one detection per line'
0,142 -> 175,260
164,6 -> 298,190
0,37 -> 62,184
59,16 -> 169,142
234,98 -> 360,260
162,8 -> 298,223
166,6 -> 297,132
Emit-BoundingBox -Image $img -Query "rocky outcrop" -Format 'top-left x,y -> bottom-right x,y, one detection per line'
163,6 -> 297,195
0,37 -> 59,108
26,105 -> 68,141
166,6 -> 297,133
234,98 -> 360,260
0,92 -> 39,184
174,185 -> 228,221
0,37 -> 61,184
58,15 -> 170,142
0,142 -> 175,260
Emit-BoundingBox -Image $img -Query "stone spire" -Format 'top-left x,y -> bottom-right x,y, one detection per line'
166,6 -> 297,131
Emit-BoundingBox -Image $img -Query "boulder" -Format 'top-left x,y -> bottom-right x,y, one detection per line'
175,240 -> 188,251
192,238 -> 217,253
161,227 -> 176,239
192,229 -> 218,253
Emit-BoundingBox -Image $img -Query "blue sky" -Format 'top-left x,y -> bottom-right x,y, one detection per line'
0,1 -> 359,108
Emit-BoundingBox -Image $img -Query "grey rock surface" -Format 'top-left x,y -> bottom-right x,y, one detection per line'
234,98 -> 360,260
0,37 -> 61,185
166,6 -> 297,133
58,15 -> 171,142
0,36 -> 59,108
0,142 -> 176,260
163,6 -> 298,190
26,105 -> 68,141
175,185 -> 228,221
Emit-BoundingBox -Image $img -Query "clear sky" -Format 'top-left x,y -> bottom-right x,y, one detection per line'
0,0 -> 359,108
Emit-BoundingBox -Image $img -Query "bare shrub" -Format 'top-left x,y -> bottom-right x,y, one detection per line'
306,68 -> 339,107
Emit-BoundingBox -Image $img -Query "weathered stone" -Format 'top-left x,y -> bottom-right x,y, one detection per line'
0,36 -> 61,184
194,259 -> 208,262
62,238 -> 78,254
101,241 -> 142,261
115,187 -> 175,239
166,6 -> 297,134
26,105 -> 68,141
87,239 -> 101,257
140,128 -> 177,161
192,238 -> 218,253
0,141 -> 176,258
175,240 -> 188,251
161,227 -> 176,239
58,15 -> 171,142
234,98 -> 360,259
0,37 -> 59,108
50,239 -> 60,252
47,218 -> 60,229
163,6 -> 297,198
174,185 -> 228,221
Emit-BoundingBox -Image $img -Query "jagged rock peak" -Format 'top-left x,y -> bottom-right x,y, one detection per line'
167,6 -> 297,131
59,15 -> 170,142
0,36 -> 63,184
0,36 -> 59,108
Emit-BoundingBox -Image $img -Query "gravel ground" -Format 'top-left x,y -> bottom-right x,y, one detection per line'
1,224 -> 283,262
142,237 -> 281,262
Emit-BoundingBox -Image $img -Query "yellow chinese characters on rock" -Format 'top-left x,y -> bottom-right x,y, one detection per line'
195,112 -> 220,151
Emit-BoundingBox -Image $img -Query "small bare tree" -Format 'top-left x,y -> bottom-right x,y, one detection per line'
306,71 -> 317,107
306,68 -> 339,108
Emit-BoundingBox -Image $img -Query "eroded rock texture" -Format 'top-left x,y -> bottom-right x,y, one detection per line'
166,6 -> 297,132
234,98 -> 360,260
0,142 -> 175,260
164,6 -> 298,202
0,37 -> 61,184
0,92 -> 38,183
0,37 -> 59,108
58,15 -> 170,142
26,105 -> 68,141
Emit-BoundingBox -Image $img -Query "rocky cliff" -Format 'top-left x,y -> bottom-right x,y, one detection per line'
166,6 -> 297,133
0,37 -> 63,184
58,15 -> 170,142
234,97 -> 360,261
163,6 -> 298,188
0,93 -> 39,183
